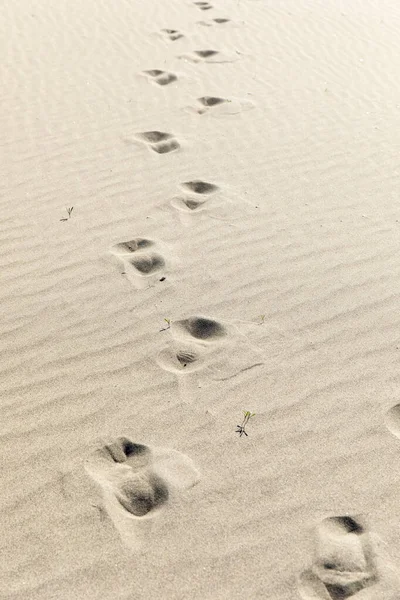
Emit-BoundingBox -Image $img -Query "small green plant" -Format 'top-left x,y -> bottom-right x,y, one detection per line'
60,207 -> 74,221
236,410 -> 256,437
159,318 -> 171,332
258,314 -> 265,325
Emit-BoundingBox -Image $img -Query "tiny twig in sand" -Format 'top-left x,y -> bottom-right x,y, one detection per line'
159,318 -> 171,332
236,410 -> 256,437
60,207 -> 74,221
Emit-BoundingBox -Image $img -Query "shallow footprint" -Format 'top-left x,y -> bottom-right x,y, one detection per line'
85,437 -> 199,550
384,403 -> 400,438
198,18 -> 230,26
299,515 -> 378,599
112,238 -> 154,255
194,1 -> 213,10
161,28 -> 184,41
156,320 -> 222,377
186,96 -> 255,116
191,96 -> 227,115
143,70 -> 178,86
157,344 -> 205,375
171,180 -> 220,215
136,131 -> 180,154
110,238 -> 167,288
179,49 -> 239,64
157,316 -> 265,384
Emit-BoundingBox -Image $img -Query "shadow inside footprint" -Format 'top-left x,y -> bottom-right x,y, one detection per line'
183,198 -> 206,210
181,180 -> 219,195
105,438 -> 150,463
129,253 -> 165,275
195,50 -> 219,59
299,515 -> 378,600
116,472 -> 169,517
138,131 -> 173,143
178,316 -> 227,341
152,140 -> 180,154
198,96 -> 226,107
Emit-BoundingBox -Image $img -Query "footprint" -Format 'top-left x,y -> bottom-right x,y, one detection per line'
143,70 -> 178,86
175,316 -> 227,342
197,18 -> 231,26
128,253 -> 165,275
156,344 -> 205,375
85,437 -> 200,550
157,316 -> 265,382
161,28 -> 184,41
181,180 -> 219,195
171,180 -> 219,214
112,238 -> 154,254
186,96 -> 254,116
179,49 -> 239,64
194,1 -> 213,9
384,403 -> 400,438
136,131 -> 180,154
299,516 -> 378,599
193,96 -> 227,114
111,237 -> 167,287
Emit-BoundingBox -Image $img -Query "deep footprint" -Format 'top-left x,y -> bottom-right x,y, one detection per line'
299,515 -> 378,599
85,437 -> 200,549
144,70 -> 178,86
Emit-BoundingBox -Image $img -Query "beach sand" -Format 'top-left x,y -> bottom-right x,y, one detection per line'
2,0 -> 400,598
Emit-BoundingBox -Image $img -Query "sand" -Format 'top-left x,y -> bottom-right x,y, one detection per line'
2,0 -> 400,598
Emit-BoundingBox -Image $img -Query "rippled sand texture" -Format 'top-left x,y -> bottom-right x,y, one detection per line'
2,0 -> 400,598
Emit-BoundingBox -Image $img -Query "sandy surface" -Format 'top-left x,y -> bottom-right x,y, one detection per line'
2,0 -> 400,598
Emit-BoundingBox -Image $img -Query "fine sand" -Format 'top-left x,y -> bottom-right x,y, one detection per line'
2,0 -> 400,598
